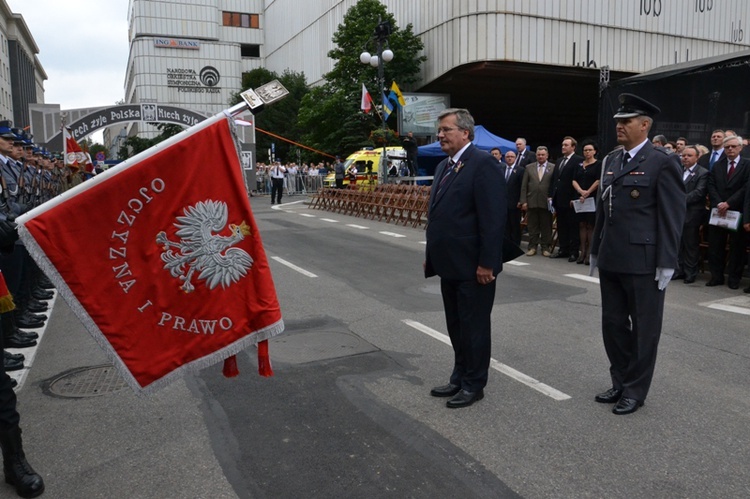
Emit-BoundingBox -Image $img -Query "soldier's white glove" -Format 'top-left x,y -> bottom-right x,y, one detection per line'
655,267 -> 674,290
588,254 -> 597,277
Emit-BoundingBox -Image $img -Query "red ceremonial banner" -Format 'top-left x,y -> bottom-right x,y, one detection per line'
17,115 -> 283,394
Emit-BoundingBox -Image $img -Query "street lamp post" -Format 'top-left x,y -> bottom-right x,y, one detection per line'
360,18 -> 394,185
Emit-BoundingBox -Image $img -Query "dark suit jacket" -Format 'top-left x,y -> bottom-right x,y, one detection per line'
707,156 -> 750,210
549,153 -> 584,208
504,163 -> 525,208
520,161 -> 555,209
591,141 -> 686,273
425,144 -> 506,281
697,149 -> 725,169
514,149 -> 535,169
683,165 -> 709,226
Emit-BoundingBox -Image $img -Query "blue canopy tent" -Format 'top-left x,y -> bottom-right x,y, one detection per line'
416,125 -> 516,176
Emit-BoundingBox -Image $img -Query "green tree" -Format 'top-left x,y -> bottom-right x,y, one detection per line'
230,68 -> 308,164
298,0 -> 425,157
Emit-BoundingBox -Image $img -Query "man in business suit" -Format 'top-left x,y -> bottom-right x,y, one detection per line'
425,108 -> 505,409
513,138 -> 535,169
697,129 -> 725,171
589,93 -> 685,415
501,150 -> 525,247
549,136 -> 584,261
706,134 -> 750,289
674,145 -> 709,284
520,147 -> 555,256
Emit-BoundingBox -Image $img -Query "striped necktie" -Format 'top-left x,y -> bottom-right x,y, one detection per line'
437,160 -> 455,194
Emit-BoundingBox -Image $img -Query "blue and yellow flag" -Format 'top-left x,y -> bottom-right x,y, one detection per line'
382,92 -> 394,119
389,81 -> 406,107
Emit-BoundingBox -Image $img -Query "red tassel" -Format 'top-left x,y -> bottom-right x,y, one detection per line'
257,340 -> 274,377
222,355 -> 239,377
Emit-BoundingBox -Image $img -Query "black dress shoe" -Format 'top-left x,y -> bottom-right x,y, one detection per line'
15,316 -> 44,330
4,356 -> 23,371
446,389 -> 484,408
683,276 -> 696,284
430,383 -> 461,398
25,301 -> 47,313
594,387 -> 623,403
744,286 -> 750,293
671,272 -> 686,281
728,281 -> 740,290
612,397 -> 644,415
550,252 -> 569,259
4,351 -> 24,362
31,289 -> 53,300
4,331 -> 37,348
706,279 -> 724,287
568,254 -> 578,262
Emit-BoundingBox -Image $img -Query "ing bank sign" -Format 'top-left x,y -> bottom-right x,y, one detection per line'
166,66 -> 221,94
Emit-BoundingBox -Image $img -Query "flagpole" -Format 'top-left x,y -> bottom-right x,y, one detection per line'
18,102 -> 250,225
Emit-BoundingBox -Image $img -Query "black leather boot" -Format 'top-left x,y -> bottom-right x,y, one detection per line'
0,427 -> 44,498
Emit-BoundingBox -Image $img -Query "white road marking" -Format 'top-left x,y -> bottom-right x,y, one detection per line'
506,260 -> 529,266
320,218 -> 339,223
346,224 -> 369,229
299,213 -> 316,218
270,256 -> 318,278
9,291 -> 57,391
418,241 -> 426,245
705,304 -> 750,316
402,319 -> 571,401
380,231 -> 406,238
565,274 -> 600,284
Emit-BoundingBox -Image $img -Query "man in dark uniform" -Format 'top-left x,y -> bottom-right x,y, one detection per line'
589,94 -> 685,415
425,108 -> 505,409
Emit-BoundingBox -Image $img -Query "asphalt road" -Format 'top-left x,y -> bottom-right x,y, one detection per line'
10,194 -> 750,498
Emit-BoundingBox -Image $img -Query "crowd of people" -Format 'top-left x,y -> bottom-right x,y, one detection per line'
495,128 -> 750,293
0,120 -> 48,497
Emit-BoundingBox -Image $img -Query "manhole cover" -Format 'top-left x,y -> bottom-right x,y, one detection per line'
47,365 -> 128,398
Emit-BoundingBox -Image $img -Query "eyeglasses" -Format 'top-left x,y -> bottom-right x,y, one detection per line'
436,127 -> 460,134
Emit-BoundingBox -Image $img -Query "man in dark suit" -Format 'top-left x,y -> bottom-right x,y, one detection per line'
513,138 -> 535,169
674,145 -> 709,284
425,108 -> 506,409
501,149 -> 525,246
549,136 -> 584,261
706,134 -> 750,289
697,129 -> 725,171
589,94 -> 685,415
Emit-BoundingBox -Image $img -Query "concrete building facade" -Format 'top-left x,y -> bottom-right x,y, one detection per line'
0,0 -> 45,129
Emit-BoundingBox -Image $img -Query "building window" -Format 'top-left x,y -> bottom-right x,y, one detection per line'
222,11 -> 259,29
241,44 -> 261,58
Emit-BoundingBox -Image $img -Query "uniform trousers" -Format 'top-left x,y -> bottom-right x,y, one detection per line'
270,177 -> 284,204
440,278 -> 496,392
0,320 -> 20,429
599,269 -> 665,402
526,207 -> 553,250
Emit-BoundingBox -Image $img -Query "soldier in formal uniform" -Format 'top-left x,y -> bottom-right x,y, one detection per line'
589,94 -> 686,415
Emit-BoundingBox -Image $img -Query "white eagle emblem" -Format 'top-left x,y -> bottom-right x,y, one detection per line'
156,200 -> 253,293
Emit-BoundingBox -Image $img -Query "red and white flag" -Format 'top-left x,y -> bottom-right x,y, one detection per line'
17,115 -> 283,394
361,83 -> 374,113
63,126 -> 86,172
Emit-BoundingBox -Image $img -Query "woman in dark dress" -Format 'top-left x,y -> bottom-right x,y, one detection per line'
571,141 -> 601,264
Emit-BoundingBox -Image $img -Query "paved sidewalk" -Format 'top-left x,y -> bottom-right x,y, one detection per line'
5,296 -> 237,499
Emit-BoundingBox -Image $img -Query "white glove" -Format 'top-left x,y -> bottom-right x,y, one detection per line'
588,254 -> 597,276
655,267 -> 674,291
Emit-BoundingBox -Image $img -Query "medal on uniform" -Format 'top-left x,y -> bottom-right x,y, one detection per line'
630,189 -> 640,199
